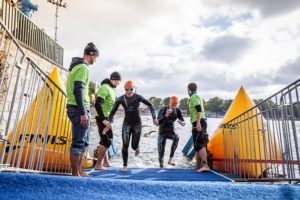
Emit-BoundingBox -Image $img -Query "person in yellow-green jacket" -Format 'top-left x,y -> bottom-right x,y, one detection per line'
188,82 -> 210,173
94,72 -> 121,170
66,42 -> 99,177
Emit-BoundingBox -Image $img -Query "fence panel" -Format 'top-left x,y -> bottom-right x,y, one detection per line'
222,80 -> 300,182
0,20 -> 78,175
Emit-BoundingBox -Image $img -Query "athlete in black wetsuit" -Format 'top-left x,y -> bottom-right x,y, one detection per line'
157,96 -> 184,168
109,80 -> 158,172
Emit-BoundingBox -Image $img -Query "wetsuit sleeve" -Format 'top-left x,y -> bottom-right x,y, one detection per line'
139,95 -> 156,119
158,107 -> 167,125
73,81 -> 86,115
195,105 -> 202,112
177,108 -> 184,121
109,98 -> 121,123
95,97 -> 106,122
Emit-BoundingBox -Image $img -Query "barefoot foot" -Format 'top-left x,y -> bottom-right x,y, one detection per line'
80,172 -> 92,177
103,163 -> 111,167
135,149 -> 140,156
121,166 -> 127,172
94,165 -> 109,171
79,168 -> 92,177
168,161 -> 175,166
197,166 -> 210,173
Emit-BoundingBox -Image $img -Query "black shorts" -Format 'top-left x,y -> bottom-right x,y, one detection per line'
96,116 -> 113,148
192,119 -> 207,151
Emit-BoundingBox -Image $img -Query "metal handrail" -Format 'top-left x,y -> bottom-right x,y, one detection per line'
0,19 -> 80,175
0,0 -> 64,65
222,79 -> 300,182
224,79 -> 300,125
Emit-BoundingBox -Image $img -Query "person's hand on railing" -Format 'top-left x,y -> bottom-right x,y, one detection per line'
5,0 -> 16,7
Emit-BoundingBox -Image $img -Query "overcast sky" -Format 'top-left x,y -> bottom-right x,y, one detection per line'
32,0 -> 300,100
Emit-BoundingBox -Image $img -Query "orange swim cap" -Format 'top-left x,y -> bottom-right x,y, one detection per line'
169,96 -> 178,105
124,80 -> 134,88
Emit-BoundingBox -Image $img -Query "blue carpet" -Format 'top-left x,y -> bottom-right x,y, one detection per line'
0,172 -> 300,200
89,167 -> 231,182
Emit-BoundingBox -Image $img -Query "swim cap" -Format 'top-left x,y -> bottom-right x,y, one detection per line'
169,96 -> 178,105
124,80 -> 134,88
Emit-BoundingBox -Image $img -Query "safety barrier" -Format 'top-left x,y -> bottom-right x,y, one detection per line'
0,0 -> 64,65
0,20 -> 85,174
222,79 -> 300,182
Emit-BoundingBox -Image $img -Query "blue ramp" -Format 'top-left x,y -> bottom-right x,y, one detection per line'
1,172 -> 300,200
89,167 -> 231,182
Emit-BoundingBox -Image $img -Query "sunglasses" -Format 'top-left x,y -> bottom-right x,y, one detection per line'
125,88 -> 134,91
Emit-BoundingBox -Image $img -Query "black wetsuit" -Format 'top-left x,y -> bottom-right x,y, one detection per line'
109,93 -> 156,166
157,106 -> 184,168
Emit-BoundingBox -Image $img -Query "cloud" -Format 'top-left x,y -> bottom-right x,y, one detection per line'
204,0 -> 300,17
196,13 -> 252,31
273,57 -> 300,84
190,68 -> 278,99
31,0 -> 300,101
164,35 -> 191,47
203,16 -> 232,30
137,68 -> 164,80
201,35 -> 253,63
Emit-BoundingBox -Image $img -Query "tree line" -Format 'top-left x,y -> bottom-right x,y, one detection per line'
89,82 -> 299,119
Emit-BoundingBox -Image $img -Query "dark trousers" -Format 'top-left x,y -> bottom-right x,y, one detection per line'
67,105 -> 90,155
96,116 -> 113,149
192,119 -> 207,151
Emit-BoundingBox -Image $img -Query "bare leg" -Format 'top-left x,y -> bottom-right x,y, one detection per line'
121,166 -> 127,172
103,152 -> 110,167
197,147 -> 210,172
94,145 -> 109,170
195,151 -> 201,169
79,152 -> 91,177
70,154 -> 80,176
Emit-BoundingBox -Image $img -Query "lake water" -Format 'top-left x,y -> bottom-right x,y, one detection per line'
89,116 -> 222,169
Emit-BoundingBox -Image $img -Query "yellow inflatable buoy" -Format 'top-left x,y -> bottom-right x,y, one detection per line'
207,87 -> 281,177
0,67 -> 93,171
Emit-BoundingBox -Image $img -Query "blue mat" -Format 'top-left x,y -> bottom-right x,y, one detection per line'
1,172 -> 299,200
89,167 -> 231,182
